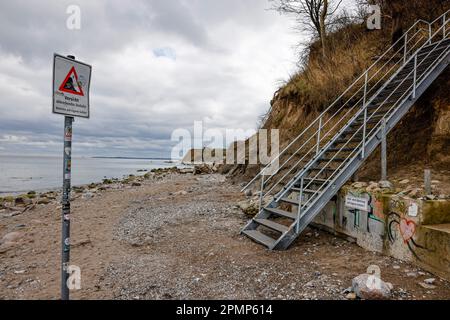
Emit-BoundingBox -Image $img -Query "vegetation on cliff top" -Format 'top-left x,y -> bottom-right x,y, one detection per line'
230,0 -> 450,182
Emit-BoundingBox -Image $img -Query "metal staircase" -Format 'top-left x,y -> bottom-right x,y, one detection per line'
241,11 -> 450,250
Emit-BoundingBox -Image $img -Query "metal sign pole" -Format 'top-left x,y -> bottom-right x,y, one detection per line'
53,53 -> 91,300
61,115 -> 73,300
61,55 -> 76,301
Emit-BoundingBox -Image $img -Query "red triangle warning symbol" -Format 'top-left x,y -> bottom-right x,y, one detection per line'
59,66 -> 84,96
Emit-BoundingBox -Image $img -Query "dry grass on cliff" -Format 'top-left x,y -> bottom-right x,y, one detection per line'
233,5 -> 450,184
277,24 -> 391,113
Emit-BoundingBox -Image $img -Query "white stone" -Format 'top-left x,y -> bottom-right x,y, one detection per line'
352,273 -> 392,300
379,181 -> 394,189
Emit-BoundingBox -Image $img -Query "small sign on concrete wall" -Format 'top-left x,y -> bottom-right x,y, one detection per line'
345,195 -> 369,211
408,202 -> 419,217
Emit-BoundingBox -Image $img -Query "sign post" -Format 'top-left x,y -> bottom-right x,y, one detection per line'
53,54 -> 91,300
61,114 -> 73,301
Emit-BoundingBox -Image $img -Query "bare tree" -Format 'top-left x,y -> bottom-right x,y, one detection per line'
271,0 -> 343,57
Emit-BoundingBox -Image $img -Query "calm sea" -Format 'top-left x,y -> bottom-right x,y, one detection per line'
0,155 -> 178,196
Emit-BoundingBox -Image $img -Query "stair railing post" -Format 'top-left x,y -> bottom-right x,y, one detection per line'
429,24 -> 432,44
381,118 -> 387,181
413,54 -> 417,99
259,173 -> 265,212
361,72 -> 368,159
316,117 -> 322,155
296,177 -> 304,234
362,108 -> 367,159
403,32 -> 408,63
444,13 -> 447,38
363,71 -> 368,106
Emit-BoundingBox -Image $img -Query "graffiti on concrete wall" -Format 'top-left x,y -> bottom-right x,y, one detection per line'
387,212 -> 429,261
345,191 -> 385,233
317,190 -> 449,280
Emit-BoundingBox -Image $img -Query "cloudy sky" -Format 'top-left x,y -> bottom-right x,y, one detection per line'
0,0 -> 353,158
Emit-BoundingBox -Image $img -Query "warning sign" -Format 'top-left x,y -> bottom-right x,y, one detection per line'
345,195 -> 369,211
59,67 -> 85,96
53,54 -> 91,118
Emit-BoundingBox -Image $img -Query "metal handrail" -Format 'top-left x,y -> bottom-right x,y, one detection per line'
272,26 -> 431,202
303,26 -> 448,195
241,12 -> 449,246
241,10 -> 449,193
301,42 -> 444,207
296,43 -> 449,226
242,10 -> 449,232
294,25 -> 449,226
249,27 -> 419,195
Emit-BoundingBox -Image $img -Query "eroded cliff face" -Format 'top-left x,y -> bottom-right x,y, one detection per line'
358,69 -> 450,180
229,68 -> 450,187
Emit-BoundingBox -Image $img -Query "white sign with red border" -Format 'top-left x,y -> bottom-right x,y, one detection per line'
53,54 -> 92,118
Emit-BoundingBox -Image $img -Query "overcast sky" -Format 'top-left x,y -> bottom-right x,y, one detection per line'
0,0 -> 354,158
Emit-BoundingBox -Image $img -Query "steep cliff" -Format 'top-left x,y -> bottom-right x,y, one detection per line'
229,2 -> 450,194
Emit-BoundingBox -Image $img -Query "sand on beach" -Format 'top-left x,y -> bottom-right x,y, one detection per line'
1,171 -> 450,300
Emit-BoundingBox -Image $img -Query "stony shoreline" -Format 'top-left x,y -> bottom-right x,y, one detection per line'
0,165 -> 222,219
1,166 -> 449,300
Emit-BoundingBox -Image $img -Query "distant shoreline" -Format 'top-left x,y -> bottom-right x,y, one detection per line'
0,154 -> 178,161
0,156 -> 182,196
92,156 -> 177,161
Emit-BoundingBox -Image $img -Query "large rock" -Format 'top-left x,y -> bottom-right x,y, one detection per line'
194,164 -> 213,175
37,197 -> 50,205
179,167 -> 195,174
379,180 -> 394,189
352,182 -> 368,189
237,200 -> 259,216
366,182 -> 380,192
14,196 -> 32,207
407,188 -> 422,198
352,273 -> 392,300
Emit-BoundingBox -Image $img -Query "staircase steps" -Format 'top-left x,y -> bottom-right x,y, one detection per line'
302,178 -> 328,184
309,167 -> 336,172
254,218 -> 289,233
242,230 -> 276,248
317,158 -> 347,162
326,147 -> 355,152
291,187 -> 320,194
334,137 -> 363,144
279,197 -> 300,205
242,14 -> 450,250
264,207 -> 297,220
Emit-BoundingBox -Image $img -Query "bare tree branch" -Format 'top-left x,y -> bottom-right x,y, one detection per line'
270,0 -> 343,56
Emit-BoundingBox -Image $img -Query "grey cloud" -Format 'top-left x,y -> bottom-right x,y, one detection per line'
0,0 -> 303,157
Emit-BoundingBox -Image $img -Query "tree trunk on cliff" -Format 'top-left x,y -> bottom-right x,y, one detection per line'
271,0 -> 342,58
320,0 -> 328,57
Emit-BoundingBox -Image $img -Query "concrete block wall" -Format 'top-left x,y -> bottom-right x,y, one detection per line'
314,187 -> 450,281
